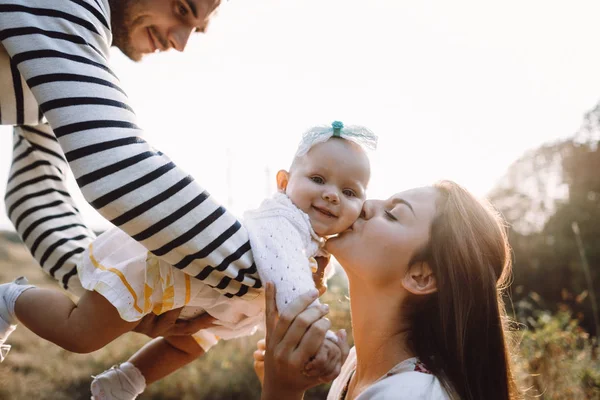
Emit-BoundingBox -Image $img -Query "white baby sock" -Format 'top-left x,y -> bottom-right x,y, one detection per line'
120,362 -> 146,394
0,277 -> 35,362
91,362 -> 146,400
0,277 -> 35,324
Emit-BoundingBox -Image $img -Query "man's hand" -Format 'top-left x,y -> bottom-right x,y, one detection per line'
133,307 -> 216,338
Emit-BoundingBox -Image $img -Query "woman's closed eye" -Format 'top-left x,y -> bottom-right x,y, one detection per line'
310,176 -> 325,184
385,210 -> 398,221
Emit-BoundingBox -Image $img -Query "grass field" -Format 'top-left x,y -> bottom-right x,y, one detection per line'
1,233 -> 599,399
0,234 -> 349,400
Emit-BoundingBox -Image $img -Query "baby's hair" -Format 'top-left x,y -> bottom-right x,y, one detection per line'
294,121 -> 378,161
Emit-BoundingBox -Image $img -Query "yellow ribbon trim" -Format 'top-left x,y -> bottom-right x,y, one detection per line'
88,244 -> 143,314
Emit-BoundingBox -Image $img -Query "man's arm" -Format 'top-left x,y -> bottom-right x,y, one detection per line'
0,0 -> 260,298
5,123 -> 95,296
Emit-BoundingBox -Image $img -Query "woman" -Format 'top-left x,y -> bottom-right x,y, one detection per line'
255,181 -> 520,400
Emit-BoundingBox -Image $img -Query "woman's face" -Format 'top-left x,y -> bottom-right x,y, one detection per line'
326,186 -> 440,285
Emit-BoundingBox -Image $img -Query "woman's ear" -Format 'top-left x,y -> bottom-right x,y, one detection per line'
276,170 -> 289,192
402,262 -> 437,295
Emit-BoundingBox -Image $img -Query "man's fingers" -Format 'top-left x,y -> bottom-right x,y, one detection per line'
134,308 -> 181,338
133,313 -> 158,337
170,312 -> 217,336
153,307 -> 183,333
132,308 -> 217,338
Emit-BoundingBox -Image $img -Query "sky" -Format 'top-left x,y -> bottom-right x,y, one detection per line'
2,0 -> 600,231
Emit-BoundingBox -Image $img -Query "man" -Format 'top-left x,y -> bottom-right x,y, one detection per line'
0,0 -> 256,300
0,0 -> 340,397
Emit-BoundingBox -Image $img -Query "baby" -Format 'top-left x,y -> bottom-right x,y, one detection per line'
0,121 -> 377,399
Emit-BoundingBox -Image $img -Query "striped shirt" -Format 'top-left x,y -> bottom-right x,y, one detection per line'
0,0 -> 261,298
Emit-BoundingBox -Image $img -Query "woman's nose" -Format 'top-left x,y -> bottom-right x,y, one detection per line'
360,200 -> 378,220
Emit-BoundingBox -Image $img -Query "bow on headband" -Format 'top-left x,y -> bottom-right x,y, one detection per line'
295,121 -> 378,158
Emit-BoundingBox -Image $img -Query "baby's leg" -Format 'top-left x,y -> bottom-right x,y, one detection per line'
91,336 -> 205,399
131,335 -> 205,384
14,287 -> 137,353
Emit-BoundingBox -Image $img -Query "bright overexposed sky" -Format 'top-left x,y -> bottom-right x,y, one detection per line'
2,0 -> 600,231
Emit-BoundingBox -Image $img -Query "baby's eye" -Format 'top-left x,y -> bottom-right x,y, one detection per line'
343,189 -> 356,197
310,176 -> 324,184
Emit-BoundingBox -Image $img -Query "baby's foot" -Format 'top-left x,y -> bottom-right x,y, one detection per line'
0,277 -> 32,362
91,362 -> 146,400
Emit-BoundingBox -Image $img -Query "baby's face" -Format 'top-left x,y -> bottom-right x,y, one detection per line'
283,138 -> 371,236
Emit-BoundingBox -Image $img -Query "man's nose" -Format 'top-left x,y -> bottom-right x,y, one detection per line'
168,25 -> 194,52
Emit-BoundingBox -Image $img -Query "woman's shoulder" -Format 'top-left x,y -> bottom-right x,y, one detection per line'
329,349 -> 450,400
359,371 -> 450,399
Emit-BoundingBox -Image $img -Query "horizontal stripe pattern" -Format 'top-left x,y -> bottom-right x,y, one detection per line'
5,126 -> 94,295
0,0 -> 261,298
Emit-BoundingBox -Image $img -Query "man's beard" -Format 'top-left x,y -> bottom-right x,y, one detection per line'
107,0 -> 144,61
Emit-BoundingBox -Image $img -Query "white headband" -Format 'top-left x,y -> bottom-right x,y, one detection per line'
294,121 -> 378,158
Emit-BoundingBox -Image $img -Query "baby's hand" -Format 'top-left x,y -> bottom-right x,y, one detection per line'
303,329 -> 349,383
253,338 -> 266,386
312,255 -> 331,296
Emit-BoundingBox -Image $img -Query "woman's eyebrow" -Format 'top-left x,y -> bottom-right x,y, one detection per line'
392,198 -> 415,216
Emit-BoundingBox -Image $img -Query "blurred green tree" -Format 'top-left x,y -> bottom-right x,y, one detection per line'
490,104 -> 600,335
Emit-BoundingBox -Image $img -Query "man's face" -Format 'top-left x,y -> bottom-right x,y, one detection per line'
109,0 -> 221,61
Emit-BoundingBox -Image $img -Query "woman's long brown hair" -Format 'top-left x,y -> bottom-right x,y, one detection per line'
408,181 -> 519,400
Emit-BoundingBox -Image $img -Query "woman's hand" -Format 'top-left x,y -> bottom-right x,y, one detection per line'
260,282 -> 348,400
304,332 -> 348,383
261,282 -> 327,399
255,333 -> 348,388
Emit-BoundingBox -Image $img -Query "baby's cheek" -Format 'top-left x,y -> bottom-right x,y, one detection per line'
341,202 -> 363,229
353,200 -> 366,219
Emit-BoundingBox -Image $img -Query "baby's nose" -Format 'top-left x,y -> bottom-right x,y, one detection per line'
323,191 -> 340,204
